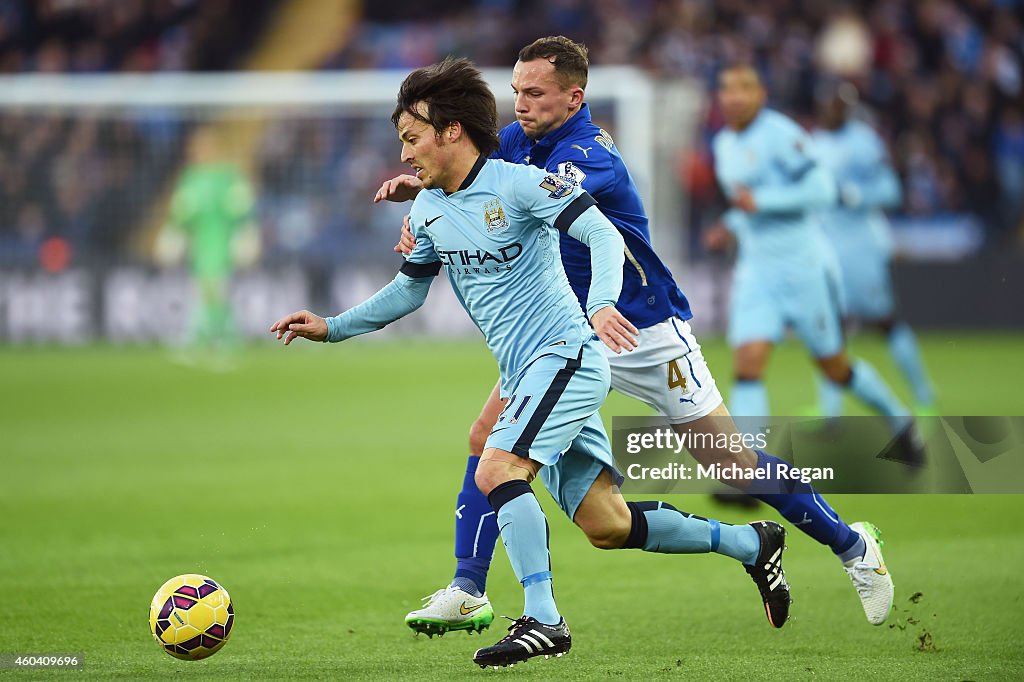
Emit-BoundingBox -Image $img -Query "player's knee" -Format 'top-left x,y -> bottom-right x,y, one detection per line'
468,418 -> 491,457
818,356 -> 852,384
474,459 -> 519,497
473,465 -> 500,497
734,341 -> 772,379
578,512 -> 631,550
877,318 -> 897,335
734,356 -> 764,381
585,525 -> 629,550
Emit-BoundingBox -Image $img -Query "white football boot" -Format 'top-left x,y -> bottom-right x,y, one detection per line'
405,585 -> 494,637
843,522 -> 895,625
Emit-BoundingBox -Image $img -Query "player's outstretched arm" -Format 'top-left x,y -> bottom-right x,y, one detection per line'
565,204 -> 638,353
843,164 -> 902,211
270,272 -> 434,346
373,174 -> 423,203
748,164 -> 838,214
271,310 -> 328,345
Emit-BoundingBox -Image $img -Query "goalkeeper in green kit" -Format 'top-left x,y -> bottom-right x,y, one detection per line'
158,128 -> 259,356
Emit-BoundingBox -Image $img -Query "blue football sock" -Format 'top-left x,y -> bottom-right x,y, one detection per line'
837,535 -> 867,565
748,450 -> 860,555
625,502 -> 760,565
488,481 -> 559,625
847,359 -> 911,432
452,456 -> 498,595
818,375 -> 844,418
888,323 -> 934,407
450,576 -> 481,597
730,379 -> 770,416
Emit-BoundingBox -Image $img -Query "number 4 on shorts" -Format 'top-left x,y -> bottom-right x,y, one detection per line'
668,359 -> 687,392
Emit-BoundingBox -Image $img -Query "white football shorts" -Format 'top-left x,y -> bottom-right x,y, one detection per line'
605,317 -> 723,424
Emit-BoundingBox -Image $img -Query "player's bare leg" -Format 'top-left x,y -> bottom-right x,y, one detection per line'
816,349 -> 924,465
820,318 -> 936,417
572,469 -> 790,628
719,342 -> 772,506
728,340 -> 773,418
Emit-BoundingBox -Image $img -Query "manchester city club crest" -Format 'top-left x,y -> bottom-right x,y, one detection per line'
483,198 -> 509,233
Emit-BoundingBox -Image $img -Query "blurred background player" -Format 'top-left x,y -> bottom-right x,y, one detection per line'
381,38 -> 893,633
156,128 -> 259,361
813,84 -> 937,418
704,65 -> 921,461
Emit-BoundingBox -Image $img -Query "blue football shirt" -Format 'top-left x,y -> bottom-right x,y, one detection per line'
497,103 -> 692,329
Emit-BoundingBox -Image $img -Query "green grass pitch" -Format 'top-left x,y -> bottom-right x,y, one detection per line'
2,333 -> 1023,680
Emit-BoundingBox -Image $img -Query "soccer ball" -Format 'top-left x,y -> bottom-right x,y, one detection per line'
149,574 -> 234,660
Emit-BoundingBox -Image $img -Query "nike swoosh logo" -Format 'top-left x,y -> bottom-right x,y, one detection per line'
425,215 -> 444,227
459,602 -> 485,615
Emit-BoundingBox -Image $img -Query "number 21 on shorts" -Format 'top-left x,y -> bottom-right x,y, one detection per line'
498,394 -> 533,424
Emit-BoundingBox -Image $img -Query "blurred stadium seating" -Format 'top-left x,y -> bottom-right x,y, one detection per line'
0,0 -> 1021,343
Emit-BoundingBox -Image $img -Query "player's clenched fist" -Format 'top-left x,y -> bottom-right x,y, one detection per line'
590,306 -> 638,354
270,310 -> 328,345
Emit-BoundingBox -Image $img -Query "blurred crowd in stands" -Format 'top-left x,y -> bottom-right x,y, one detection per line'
0,0 -> 275,72
0,0 -> 276,266
1,0 -> 1022,269
337,0 -> 1024,244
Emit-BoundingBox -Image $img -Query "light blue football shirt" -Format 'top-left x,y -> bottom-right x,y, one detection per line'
812,119 -> 901,261
396,156 -> 622,395
712,108 -> 838,281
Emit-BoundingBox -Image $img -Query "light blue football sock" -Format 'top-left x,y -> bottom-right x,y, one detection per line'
847,359 -> 910,432
630,502 -> 760,565
713,520 -> 762,565
888,323 -> 934,407
818,376 -> 844,418
730,379 -> 770,416
489,482 -> 559,625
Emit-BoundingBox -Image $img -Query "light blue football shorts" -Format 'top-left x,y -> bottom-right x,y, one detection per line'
484,336 -> 622,521
728,263 -> 845,359
835,250 -> 895,321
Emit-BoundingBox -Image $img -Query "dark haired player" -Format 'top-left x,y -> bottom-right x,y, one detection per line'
380,40 -> 893,634
277,57 -> 790,667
